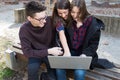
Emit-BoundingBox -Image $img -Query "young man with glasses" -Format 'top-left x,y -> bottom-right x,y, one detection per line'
19,1 -> 63,80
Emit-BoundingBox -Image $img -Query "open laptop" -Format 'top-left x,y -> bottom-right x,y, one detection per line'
48,56 -> 92,69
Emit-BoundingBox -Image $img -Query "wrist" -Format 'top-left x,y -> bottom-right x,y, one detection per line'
64,50 -> 70,53
47,49 -> 51,55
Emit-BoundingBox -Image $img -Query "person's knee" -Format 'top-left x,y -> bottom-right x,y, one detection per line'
28,64 -> 40,80
56,69 -> 66,74
56,69 -> 66,80
28,63 -> 40,73
74,70 -> 86,77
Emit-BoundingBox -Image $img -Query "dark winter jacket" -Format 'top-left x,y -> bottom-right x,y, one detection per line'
65,16 -> 105,69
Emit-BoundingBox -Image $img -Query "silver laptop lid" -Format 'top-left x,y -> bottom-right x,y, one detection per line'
48,56 -> 92,69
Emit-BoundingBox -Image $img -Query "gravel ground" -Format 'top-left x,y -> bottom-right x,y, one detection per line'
0,2 -> 120,80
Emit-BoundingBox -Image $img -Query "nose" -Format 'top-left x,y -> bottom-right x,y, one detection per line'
61,14 -> 66,19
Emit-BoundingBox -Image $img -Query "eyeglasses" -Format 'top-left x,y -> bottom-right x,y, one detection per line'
34,16 -> 47,22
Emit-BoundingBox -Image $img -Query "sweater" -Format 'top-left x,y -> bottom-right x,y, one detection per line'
19,17 -> 54,58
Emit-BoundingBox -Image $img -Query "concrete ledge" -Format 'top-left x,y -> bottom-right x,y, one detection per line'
13,7 -> 120,36
91,1 -> 120,8
14,8 -> 26,23
4,0 -> 19,4
95,15 -> 120,36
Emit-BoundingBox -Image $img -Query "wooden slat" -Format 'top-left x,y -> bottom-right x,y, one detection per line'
12,43 -> 23,54
85,75 -> 95,80
107,67 -> 120,74
114,63 -> 120,69
13,43 -> 21,49
86,71 -> 112,80
90,68 -> 120,80
13,47 -> 23,54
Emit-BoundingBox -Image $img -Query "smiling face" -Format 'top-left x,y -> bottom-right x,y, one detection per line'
57,9 -> 69,20
28,11 -> 47,27
71,6 -> 80,22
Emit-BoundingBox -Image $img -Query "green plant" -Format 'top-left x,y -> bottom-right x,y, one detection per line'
0,67 -> 15,80
0,37 -> 15,80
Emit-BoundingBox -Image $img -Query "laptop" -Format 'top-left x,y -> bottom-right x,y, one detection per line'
48,56 -> 92,69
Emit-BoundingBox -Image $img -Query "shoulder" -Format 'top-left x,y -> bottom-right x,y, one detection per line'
46,16 -> 52,22
45,16 -> 52,26
56,22 -> 64,32
20,21 -> 29,30
19,21 -> 30,35
91,16 -> 105,30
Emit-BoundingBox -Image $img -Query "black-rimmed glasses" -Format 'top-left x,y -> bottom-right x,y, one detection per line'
34,16 -> 47,22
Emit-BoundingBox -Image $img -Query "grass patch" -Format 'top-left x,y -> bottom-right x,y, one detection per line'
0,55 -> 15,80
0,37 -> 15,80
0,67 -> 15,80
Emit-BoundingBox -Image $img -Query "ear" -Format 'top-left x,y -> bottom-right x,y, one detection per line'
27,16 -> 32,21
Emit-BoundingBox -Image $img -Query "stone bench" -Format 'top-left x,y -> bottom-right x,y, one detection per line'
10,43 -> 120,80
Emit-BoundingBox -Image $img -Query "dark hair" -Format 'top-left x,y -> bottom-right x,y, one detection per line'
70,0 -> 90,21
54,0 -> 70,9
25,1 -> 46,18
52,0 -> 71,27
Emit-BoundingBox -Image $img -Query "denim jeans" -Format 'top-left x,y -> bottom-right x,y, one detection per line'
56,50 -> 86,80
27,57 -> 56,80
56,69 -> 86,80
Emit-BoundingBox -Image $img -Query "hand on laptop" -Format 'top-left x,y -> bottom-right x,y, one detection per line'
80,54 -> 87,57
48,47 -> 63,56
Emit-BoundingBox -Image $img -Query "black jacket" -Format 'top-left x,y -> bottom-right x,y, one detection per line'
65,16 -> 105,69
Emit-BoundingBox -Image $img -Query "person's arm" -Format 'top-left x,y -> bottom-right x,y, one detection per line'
56,23 -> 71,56
58,30 -> 71,56
19,27 -> 63,58
19,36 -> 47,58
20,36 -> 63,58
82,29 -> 101,57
